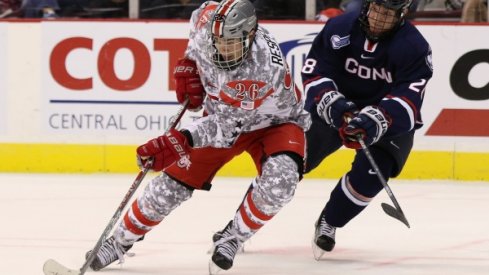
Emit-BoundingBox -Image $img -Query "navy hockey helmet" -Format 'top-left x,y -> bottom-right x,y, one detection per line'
359,0 -> 412,41
208,0 -> 258,70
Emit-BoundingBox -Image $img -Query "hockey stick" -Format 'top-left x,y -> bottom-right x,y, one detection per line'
43,99 -> 190,275
358,138 -> 410,228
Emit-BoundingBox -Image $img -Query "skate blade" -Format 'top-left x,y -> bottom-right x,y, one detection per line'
311,239 -> 326,261
207,243 -> 215,254
43,259 -> 80,275
208,259 -> 223,275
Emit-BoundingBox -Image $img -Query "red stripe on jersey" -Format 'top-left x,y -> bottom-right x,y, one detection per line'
385,94 -> 418,123
239,205 -> 262,230
364,39 -> 378,52
283,65 -> 293,90
399,95 -> 418,118
131,200 -> 161,227
123,213 -> 150,235
207,93 -> 219,101
294,86 -> 302,102
246,192 -> 273,221
302,75 -> 322,87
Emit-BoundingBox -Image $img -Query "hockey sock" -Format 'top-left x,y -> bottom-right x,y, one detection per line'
233,186 -> 275,240
116,200 -> 162,245
323,175 -> 371,227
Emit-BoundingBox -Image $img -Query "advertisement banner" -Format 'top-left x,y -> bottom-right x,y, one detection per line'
35,22 -> 489,149
0,21 -> 487,177
417,26 -> 489,146
0,24 -> 6,134
42,21 -> 196,139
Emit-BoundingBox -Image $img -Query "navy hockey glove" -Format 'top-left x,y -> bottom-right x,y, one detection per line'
339,106 -> 391,149
316,90 -> 358,129
137,129 -> 191,172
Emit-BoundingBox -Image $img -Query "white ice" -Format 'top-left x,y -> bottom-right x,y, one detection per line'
0,173 -> 488,275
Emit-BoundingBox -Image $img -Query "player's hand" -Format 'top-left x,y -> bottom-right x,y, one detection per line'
339,106 -> 390,149
174,58 -> 205,110
316,90 -> 358,129
136,129 -> 191,172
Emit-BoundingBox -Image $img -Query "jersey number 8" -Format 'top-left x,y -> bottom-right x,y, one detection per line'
301,58 -> 317,74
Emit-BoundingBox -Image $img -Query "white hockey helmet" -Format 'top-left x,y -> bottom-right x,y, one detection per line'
208,0 -> 258,70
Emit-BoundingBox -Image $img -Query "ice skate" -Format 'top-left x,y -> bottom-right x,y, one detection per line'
209,221 -> 242,274
85,236 -> 133,271
312,214 -> 336,260
208,225 -> 245,254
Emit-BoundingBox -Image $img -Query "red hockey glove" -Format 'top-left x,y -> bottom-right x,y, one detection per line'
136,129 -> 191,172
339,106 -> 391,149
173,58 -> 205,110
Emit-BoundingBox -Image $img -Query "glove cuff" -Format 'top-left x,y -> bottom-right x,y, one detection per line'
316,90 -> 344,125
359,105 -> 390,143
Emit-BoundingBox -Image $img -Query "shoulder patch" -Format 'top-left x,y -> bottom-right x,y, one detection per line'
330,35 -> 350,49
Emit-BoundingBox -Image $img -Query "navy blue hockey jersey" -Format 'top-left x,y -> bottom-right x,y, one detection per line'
302,12 -> 433,138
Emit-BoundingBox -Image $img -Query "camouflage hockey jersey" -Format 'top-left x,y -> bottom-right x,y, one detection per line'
181,2 -> 311,148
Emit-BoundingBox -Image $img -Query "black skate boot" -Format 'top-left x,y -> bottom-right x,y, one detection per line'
86,236 -> 133,271
312,214 -> 336,260
210,220 -> 241,273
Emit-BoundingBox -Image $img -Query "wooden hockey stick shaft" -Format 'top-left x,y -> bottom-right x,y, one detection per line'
79,99 -> 190,274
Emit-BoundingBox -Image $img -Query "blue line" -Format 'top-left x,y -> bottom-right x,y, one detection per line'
50,100 -> 179,105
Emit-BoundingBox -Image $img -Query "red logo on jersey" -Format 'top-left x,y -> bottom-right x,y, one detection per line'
197,3 -> 218,29
219,80 -> 274,110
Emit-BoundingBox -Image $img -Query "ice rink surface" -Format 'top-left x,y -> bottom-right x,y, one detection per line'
1,173 -> 488,275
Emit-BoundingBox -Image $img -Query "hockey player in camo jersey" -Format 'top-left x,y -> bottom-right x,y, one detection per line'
86,0 -> 310,273
302,0 -> 433,260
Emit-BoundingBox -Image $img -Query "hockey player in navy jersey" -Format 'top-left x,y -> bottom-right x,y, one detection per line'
302,0 -> 433,259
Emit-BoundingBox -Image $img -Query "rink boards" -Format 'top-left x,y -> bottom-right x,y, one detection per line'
0,20 -> 487,180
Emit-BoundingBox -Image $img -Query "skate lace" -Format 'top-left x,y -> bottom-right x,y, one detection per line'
97,238 -> 127,266
214,231 -> 240,261
318,216 -> 336,238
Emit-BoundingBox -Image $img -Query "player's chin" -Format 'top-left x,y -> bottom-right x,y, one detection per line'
369,28 -> 385,36
222,53 -> 239,61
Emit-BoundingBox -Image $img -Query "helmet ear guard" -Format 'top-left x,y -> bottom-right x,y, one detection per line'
208,0 -> 258,71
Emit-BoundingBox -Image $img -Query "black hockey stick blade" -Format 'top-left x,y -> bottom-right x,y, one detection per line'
381,203 -> 410,228
43,259 -> 81,275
